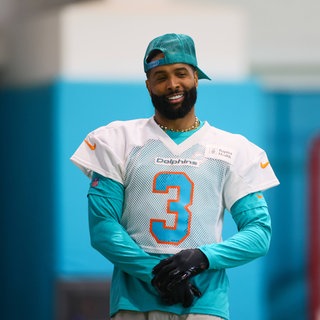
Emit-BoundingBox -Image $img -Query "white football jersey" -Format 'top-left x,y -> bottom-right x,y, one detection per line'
71,117 -> 279,254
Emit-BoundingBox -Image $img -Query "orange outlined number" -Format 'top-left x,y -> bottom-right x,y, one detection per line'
150,171 -> 194,245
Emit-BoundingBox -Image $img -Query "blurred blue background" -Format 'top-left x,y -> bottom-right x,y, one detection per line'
0,1 -> 319,320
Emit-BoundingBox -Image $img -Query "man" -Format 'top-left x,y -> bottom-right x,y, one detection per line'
71,33 -> 279,320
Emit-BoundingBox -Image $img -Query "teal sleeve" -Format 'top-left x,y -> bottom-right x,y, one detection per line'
200,192 -> 272,269
87,172 -> 161,283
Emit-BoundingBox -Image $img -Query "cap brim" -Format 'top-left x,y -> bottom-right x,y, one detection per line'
196,67 -> 211,80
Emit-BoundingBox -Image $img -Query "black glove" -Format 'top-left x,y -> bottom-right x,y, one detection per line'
153,249 -> 209,289
152,276 -> 201,308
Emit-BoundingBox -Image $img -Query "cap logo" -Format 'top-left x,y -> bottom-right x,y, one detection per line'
146,59 -> 164,71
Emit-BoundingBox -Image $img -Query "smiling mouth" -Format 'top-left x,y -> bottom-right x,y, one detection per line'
167,93 -> 184,103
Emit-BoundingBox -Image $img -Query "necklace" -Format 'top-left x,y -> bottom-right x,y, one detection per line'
154,116 -> 200,132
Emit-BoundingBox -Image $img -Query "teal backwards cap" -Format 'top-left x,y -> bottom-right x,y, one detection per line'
144,33 -> 211,80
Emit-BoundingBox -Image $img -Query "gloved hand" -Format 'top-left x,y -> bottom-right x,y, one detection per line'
153,249 -> 209,289
152,276 -> 201,307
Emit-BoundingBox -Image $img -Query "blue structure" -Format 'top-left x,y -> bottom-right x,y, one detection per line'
1,79 -> 319,320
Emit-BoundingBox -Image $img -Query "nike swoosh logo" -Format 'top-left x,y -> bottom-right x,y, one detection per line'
84,139 -> 96,150
260,161 -> 270,169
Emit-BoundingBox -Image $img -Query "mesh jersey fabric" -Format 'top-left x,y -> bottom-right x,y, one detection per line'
71,117 -> 279,255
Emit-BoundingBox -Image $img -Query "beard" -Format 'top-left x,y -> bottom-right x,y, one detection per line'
150,86 -> 197,120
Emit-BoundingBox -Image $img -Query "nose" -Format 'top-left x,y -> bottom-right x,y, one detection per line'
166,75 -> 180,91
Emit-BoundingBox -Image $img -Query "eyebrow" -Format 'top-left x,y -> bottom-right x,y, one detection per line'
152,66 -> 189,76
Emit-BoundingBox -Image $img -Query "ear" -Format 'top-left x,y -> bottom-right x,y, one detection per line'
145,79 -> 152,95
194,71 -> 199,87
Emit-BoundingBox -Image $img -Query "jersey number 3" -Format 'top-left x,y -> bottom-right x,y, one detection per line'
150,171 -> 194,245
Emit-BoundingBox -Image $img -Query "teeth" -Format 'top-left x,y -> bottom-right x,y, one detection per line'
168,94 -> 183,100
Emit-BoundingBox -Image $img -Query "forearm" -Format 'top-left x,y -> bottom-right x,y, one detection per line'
88,174 -> 161,283
200,193 -> 272,270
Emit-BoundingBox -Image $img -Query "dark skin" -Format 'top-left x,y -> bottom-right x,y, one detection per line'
145,53 -> 199,131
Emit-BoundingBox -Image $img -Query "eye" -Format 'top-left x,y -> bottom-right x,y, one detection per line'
177,71 -> 187,78
155,75 -> 167,82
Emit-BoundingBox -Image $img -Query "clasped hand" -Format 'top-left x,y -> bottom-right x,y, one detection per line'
151,249 -> 209,307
